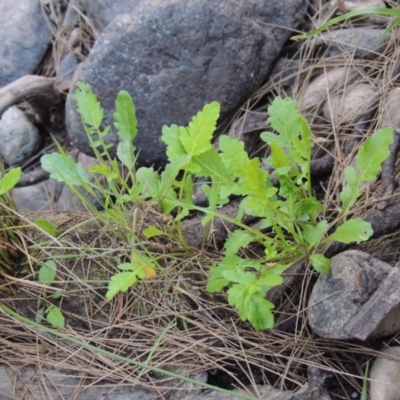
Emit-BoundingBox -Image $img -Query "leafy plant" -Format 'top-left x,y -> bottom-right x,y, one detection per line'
36,259 -> 65,328
41,84 -> 393,330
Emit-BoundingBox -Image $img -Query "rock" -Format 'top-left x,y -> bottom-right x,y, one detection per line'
13,179 -> 63,212
73,0 -> 141,33
308,250 -> 392,340
0,0 -> 52,88
382,87 -> 400,129
0,107 -> 41,165
57,53 -> 79,87
299,67 -> 360,119
370,347 -> 400,400
66,0 -> 308,168
343,266 -> 400,340
313,28 -> 391,60
322,83 -> 377,125
337,0 -> 386,10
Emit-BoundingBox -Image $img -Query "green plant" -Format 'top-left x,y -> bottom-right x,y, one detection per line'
36,259 -> 65,328
0,165 -> 22,273
293,7 -> 400,41
41,84 -> 393,331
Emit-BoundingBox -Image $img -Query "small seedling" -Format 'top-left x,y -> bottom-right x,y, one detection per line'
36,259 -> 65,328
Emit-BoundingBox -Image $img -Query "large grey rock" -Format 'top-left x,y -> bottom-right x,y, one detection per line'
0,0 -> 52,88
0,106 -> 42,165
66,0 -> 308,168
308,250 -> 392,340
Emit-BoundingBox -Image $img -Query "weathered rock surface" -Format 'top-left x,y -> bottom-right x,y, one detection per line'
312,28 -> 391,59
382,87 -> 400,129
370,347 -> 400,400
299,67 -> 360,118
72,0 -> 141,33
13,179 -> 63,212
66,0 -> 308,168
0,0 -> 52,88
308,250 -> 392,340
322,83 -> 377,125
0,106 -> 41,165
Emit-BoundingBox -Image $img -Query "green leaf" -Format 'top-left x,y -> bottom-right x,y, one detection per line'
219,135 -> 251,179
38,260 -> 57,284
228,285 -> 275,331
106,262 -> 146,300
309,253 -> 331,274
340,127 -> 393,213
74,82 -> 103,128
206,255 -> 241,292
33,219 -> 57,237
179,102 -> 220,156
356,127 -> 393,181
114,90 -> 137,142
0,167 -> 21,195
257,267 -> 284,288
221,268 -> 257,285
143,226 -> 167,238
52,290 -> 63,299
302,220 -> 328,247
224,230 -> 254,255
162,124 -> 186,160
117,141 -> 137,170
41,153 -> 89,186
325,219 -> 373,244
46,305 -> 65,328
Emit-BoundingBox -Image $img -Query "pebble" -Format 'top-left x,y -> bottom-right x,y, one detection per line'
370,347 -> 400,400
0,106 -> 41,165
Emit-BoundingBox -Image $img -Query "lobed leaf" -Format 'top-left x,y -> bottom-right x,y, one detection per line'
114,90 -> 137,142
74,82 -> 104,129
179,102 -> 220,157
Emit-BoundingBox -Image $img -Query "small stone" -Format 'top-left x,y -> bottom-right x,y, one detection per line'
57,53 -> 79,86
322,83 -> 377,125
299,67 -> 360,116
308,250 -> 392,339
370,347 -> 400,400
313,28 -> 390,60
382,88 -> 400,130
13,180 -> 63,212
0,107 -> 41,165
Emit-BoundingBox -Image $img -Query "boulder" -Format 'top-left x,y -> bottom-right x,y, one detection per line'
0,0 -> 52,88
66,0 -> 308,168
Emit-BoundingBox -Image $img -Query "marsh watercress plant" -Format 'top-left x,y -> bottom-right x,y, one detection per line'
41,84 -> 393,331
